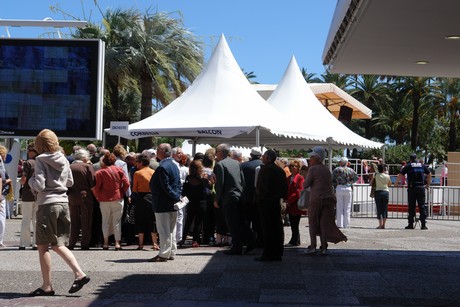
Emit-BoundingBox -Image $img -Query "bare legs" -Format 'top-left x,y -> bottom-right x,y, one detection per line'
377,218 -> 387,229
37,244 -> 87,292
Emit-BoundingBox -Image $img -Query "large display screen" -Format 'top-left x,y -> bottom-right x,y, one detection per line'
0,38 -> 104,140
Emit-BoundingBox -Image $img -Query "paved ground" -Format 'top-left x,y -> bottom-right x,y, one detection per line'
1,216 -> 460,306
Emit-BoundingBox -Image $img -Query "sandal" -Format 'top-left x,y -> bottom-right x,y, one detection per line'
30,288 -> 55,296
68,276 -> 90,294
136,246 -> 144,250
152,244 -> 160,251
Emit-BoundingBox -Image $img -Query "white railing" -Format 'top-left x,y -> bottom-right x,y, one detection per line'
352,184 -> 460,220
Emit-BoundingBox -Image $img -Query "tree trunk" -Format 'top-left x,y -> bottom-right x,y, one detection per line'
410,92 -> 420,150
138,72 -> 154,151
109,79 -> 119,120
448,113 -> 457,151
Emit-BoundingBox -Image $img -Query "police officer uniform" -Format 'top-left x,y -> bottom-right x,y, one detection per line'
399,154 -> 431,230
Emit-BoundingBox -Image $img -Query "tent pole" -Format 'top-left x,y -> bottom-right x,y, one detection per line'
192,139 -> 197,156
327,138 -> 333,172
256,127 -> 260,147
381,145 -> 386,164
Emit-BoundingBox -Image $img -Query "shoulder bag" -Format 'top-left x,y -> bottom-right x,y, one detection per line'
297,188 -> 310,211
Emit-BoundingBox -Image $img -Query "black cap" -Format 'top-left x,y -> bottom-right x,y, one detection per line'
409,153 -> 417,161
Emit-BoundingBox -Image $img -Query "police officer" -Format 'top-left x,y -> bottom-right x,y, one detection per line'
395,153 -> 431,230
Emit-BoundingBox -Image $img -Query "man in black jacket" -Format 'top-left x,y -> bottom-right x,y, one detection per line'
255,150 -> 288,261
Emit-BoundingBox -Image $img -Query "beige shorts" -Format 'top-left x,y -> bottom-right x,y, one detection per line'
35,203 -> 70,246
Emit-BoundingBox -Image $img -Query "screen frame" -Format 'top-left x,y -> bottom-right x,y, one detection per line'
0,38 -> 105,140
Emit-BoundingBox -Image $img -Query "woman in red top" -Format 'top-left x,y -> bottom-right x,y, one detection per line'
285,159 -> 304,246
92,152 -> 130,250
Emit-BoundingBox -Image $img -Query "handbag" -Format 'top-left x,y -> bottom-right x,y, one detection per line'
297,188 -> 310,211
370,178 -> 376,198
2,180 -> 10,196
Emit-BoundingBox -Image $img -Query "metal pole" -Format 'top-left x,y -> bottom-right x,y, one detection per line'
327,138 -> 333,172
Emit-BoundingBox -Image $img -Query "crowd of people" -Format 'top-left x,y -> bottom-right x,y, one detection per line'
0,129 -> 436,294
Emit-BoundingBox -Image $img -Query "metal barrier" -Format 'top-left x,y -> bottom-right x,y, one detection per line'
352,184 -> 460,221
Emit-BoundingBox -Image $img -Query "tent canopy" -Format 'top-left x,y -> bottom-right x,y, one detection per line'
267,56 -> 382,150
107,35 -> 381,151
108,34 -> 325,148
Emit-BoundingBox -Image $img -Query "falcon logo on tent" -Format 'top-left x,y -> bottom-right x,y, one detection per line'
130,131 -> 159,137
197,130 -> 222,135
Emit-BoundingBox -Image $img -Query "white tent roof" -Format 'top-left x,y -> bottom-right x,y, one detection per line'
113,34 -> 325,148
267,56 -> 383,149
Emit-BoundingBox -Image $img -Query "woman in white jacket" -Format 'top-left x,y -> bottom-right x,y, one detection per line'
28,129 -> 90,296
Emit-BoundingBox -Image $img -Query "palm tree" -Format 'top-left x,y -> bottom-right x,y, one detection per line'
301,68 -> 321,83
433,78 -> 460,151
372,87 -> 412,145
128,11 -> 203,150
73,9 -> 142,147
319,70 -> 352,89
394,77 -> 434,150
242,69 -> 259,84
102,9 -> 142,122
349,75 -> 390,139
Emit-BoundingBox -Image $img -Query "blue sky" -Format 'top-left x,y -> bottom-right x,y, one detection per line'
1,0 -> 337,84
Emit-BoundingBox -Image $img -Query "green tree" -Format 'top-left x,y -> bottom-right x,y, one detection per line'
73,9 -> 143,147
433,78 -> 460,151
319,70 -> 352,89
349,75 -> 390,139
128,11 -> 203,150
301,67 -> 321,83
372,83 -> 412,144
242,69 -> 259,84
394,77 -> 434,150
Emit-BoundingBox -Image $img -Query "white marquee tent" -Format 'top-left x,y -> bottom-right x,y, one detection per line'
267,56 -> 383,150
110,34 -> 325,148
107,34 -> 383,153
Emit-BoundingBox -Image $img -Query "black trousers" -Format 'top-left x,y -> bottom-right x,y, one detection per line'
407,186 -> 428,223
288,214 -> 301,245
259,199 -> 284,259
223,199 -> 254,252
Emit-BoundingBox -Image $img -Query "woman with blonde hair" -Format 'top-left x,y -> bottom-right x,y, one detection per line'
285,159 -> 304,246
28,129 -> 90,296
92,151 -> 130,250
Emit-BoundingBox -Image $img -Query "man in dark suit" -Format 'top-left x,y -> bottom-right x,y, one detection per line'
255,149 -> 288,261
148,143 -> 182,262
214,143 -> 255,255
241,147 -> 263,246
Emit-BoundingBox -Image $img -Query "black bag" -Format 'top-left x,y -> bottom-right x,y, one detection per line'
2,180 -> 10,196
